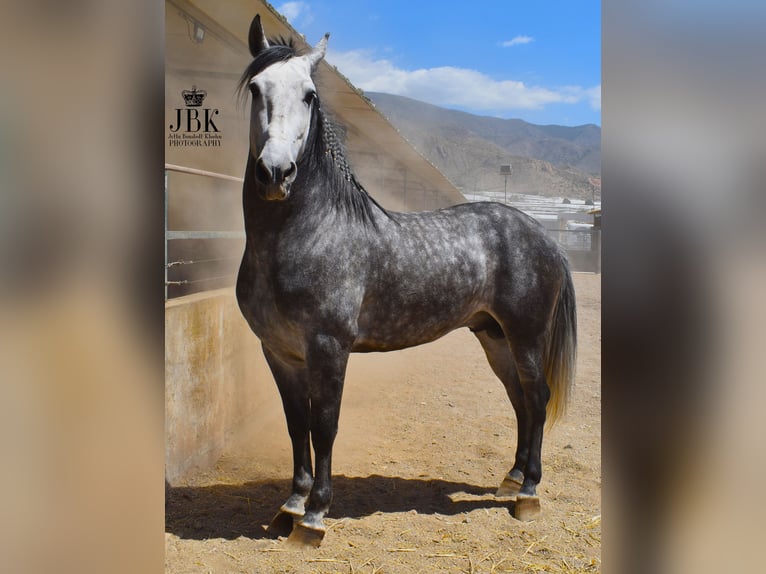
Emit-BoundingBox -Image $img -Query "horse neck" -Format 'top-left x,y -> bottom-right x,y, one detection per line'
306,109 -> 388,229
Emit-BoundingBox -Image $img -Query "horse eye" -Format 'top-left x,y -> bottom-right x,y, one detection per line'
249,84 -> 260,98
303,90 -> 317,105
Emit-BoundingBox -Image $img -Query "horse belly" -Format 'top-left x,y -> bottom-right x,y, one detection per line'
352,281 -> 485,352
352,324 -> 463,352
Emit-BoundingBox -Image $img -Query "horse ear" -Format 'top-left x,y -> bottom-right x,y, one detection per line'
248,14 -> 269,57
306,33 -> 330,70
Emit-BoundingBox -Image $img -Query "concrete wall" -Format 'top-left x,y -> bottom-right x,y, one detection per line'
165,288 -> 271,484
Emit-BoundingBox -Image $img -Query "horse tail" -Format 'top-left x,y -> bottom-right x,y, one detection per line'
544,258 -> 578,426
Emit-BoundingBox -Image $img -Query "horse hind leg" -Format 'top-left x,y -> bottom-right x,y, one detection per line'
508,337 -> 550,521
472,328 -> 530,501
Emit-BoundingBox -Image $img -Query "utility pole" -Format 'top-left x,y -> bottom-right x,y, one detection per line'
500,164 -> 512,204
402,168 -> 407,209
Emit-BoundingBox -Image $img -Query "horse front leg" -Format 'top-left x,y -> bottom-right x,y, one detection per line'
262,345 -> 313,537
287,333 -> 349,548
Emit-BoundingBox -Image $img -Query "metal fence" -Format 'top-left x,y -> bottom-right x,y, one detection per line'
550,228 -> 601,274
164,164 -> 244,300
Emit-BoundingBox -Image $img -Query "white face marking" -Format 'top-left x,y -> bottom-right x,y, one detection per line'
249,56 -> 317,197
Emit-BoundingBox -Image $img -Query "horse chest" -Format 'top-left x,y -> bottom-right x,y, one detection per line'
237,244 -> 364,356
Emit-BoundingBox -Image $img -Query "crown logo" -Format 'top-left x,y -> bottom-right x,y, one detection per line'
182,86 -> 207,107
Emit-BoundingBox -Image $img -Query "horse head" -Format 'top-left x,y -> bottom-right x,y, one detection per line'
245,15 -> 329,201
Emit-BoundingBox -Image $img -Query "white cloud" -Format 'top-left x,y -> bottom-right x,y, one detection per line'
327,49 -> 599,115
277,2 -> 313,27
501,36 -> 534,47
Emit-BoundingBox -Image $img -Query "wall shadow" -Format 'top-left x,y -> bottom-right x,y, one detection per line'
165,474 -> 513,540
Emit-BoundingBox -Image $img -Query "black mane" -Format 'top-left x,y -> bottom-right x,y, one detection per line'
302,104 -> 392,228
240,38 -> 392,228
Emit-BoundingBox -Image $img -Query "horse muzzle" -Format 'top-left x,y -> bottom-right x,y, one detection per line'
255,156 -> 297,200
262,182 -> 292,201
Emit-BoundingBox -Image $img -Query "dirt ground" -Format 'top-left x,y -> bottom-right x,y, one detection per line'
165,273 -> 601,573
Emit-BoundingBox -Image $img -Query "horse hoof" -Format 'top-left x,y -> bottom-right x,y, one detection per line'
286,522 -> 325,548
496,475 -> 523,497
514,495 -> 541,521
266,509 -> 300,538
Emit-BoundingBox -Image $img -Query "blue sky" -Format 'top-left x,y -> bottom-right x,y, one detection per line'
275,1 -> 600,126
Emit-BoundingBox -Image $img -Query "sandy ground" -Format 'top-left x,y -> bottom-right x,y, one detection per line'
166,273 -> 601,573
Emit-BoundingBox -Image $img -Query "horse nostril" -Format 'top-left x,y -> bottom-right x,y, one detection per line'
284,162 -> 297,181
255,158 -> 273,184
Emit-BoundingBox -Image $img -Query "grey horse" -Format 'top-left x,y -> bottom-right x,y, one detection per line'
235,15 -> 577,547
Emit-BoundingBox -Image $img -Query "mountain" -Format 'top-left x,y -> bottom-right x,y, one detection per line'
365,92 -> 601,201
